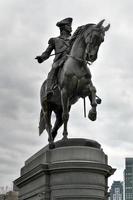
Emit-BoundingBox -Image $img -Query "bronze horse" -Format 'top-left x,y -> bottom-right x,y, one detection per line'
39,19 -> 110,146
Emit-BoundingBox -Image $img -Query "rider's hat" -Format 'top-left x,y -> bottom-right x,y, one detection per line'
56,17 -> 73,27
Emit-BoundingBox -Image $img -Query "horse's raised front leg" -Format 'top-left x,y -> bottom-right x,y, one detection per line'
61,88 -> 69,140
88,82 -> 97,121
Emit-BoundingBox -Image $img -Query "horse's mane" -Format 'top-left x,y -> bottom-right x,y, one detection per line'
69,23 -> 95,49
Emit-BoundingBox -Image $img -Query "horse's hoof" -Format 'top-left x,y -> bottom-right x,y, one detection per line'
49,142 -> 55,149
88,110 -> 97,121
62,134 -> 68,141
96,98 -> 102,104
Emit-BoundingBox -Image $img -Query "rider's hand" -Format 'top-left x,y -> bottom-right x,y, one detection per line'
35,56 -> 43,63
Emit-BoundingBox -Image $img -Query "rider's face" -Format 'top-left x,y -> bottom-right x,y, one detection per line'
64,25 -> 72,33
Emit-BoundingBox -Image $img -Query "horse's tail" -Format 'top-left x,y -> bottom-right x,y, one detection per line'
40,79 -> 47,104
39,109 -> 46,135
39,80 -> 47,135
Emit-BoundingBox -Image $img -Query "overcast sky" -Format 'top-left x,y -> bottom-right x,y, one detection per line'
0,0 -> 133,190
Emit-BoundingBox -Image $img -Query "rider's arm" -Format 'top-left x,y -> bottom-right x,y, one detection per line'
41,38 -> 54,61
36,38 -> 55,63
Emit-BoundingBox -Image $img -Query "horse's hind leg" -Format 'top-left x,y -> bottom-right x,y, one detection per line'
51,109 -> 63,140
61,88 -> 69,140
42,101 -> 54,147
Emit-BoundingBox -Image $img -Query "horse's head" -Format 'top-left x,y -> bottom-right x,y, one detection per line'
84,19 -> 110,63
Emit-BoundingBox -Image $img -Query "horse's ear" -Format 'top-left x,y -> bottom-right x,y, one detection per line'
104,24 -> 110,32
95,19 -> 105,28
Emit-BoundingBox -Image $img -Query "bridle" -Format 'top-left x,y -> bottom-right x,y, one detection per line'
67,30 -> 95,66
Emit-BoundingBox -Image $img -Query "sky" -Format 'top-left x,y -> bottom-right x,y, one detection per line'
0,0 -> 133,190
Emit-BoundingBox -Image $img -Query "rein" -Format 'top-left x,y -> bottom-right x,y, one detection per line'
49,52 -> 92,66
67,55 -> 92,65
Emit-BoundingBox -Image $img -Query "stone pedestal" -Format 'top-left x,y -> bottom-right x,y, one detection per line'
14,138 -> 115,200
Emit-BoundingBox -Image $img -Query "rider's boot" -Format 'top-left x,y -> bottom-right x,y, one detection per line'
44,68 -> 58,101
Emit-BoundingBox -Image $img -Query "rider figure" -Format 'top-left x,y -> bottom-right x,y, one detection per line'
35,17 -> 73,99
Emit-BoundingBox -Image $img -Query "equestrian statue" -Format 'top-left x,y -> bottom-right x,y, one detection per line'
35,18 -> 110,147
